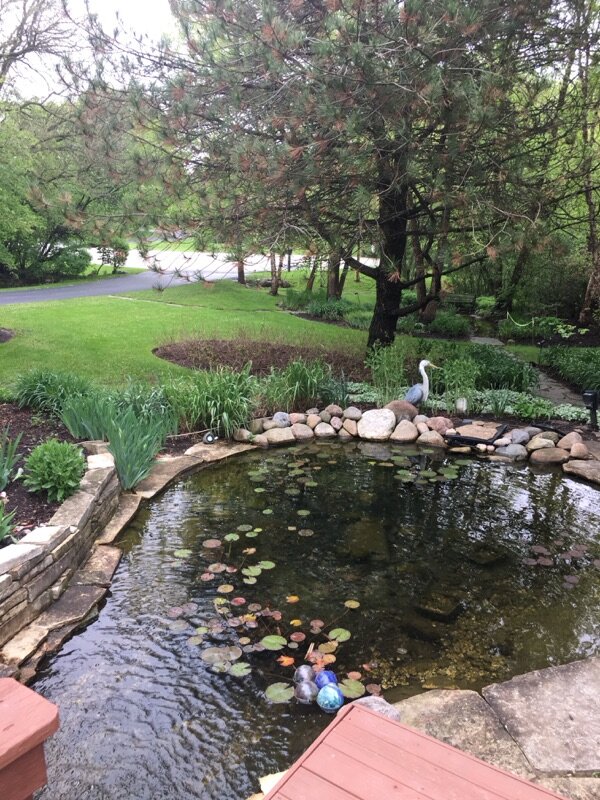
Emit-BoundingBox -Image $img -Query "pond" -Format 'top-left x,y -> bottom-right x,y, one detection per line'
35,441 -> 600,800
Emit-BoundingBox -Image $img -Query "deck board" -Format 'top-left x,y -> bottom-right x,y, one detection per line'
264,705 -> 567,800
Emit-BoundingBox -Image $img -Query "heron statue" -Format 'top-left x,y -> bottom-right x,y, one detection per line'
404,359 -> 439,406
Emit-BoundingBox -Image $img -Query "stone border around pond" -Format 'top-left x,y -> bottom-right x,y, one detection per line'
1,406 -> 598,683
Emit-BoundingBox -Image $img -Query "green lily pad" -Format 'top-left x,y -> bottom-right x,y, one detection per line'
242,566 -> 262,577
186,635 -> 204,646
329,627 -> 351,642
262,508 -> 273,515
229,662 -> 252,677
224,533 -> 240,542
237,524 -> 253,532
285,488 -> 301,496
195,626 -> 208,635
339,678 -> 366,699
254,487 -> 266,493
201,645 -> 242,664
297,509 -> 311,517
257,560 -> 275,569
245,531 -> 258,538
260,635 -> 287,651
265,682 -> 294,703
174,549 -> 192,559
454,459 -> 472,465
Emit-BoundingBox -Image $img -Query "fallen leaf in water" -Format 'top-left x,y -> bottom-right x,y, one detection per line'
277,655 -> 295,667
286,595 -> 300,604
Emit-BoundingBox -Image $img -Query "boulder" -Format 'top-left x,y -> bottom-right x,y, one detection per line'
427,416 -> 453,435
390,420 -> 419,444
563,459 -> 600,485
570,442 -> 590,459
416,422 -> 429,435
530,448 -> 570,466
290,423 -> 314,442
306,414 -> 321,429
343,418 -> 358,436
456,423 -> 498,441
253,434 -> 269,448
314,422 -> 337,438
494,437 -> 512,448
413,414 -> 429,425
385,400 -> 419,423
536,430 -> 560,443
495,444 -> 528,461
305,407 -> 319,415
248,418 -> 265,435
525,426 -> 542,437
289,413 -> 307,425
417,430 -> 446,448
526,436 -> 555,453
357,409 -> 396,441
263,417 -> 289,430
510,429 -> 530,445
324,404 -> 343,417
264,427 -> 296,446
319,410 -> 332,423
273,411 -> 291,426
338,429 -> 354,442
342,406 -> 362,421
330,416 -> 343,431
233,428 -> 253,443
557,431 -> 583,450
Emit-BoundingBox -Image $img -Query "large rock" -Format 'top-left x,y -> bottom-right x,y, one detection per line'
233,428 -> 253,442
289,413 -> 307,425
417,430 -> 446,448
526,436 -> 555,453
416,422 -> 429,435
330,416 -> 343,431
570,442 -> 590,459
248,418 -> 264,435
342,406 -> 362,421
306,413 -> 321,429
290,423 -> 314,441
427,416 -> 453,435
385,400 -> 419,422
557,431 -> 583,450
357,409 -> 396,441
264,427 -> 296,446
510,429 -> 530,445
483,657 -> 600,774
413,414 -> 429,425
537,430 -> 560,443
563,459 -> 600,485
324,403 -> 343,417
338,429 -> 354,442
390,419 -> 419,443
495,444 -> 528,461
263,413 -> 290,430
456,423 -> 498,441
529,448 -> 569,466
342,418 -> 358,436
314,422 -> 336,438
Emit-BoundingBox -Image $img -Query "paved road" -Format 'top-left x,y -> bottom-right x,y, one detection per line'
0,250 -> 305,305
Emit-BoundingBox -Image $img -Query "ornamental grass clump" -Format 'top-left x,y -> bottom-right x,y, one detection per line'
23,440 -> 85,502
15,369 -> 93,416
107,408 -> 171,490
257,359 -> 347,413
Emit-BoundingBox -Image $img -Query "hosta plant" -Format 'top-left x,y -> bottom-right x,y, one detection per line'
23,440 -> 85,502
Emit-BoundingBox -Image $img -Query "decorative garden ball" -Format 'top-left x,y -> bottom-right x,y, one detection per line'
316,683 -> 344,713
314,670 -> 338,690
293,665 -> 315,684
294,680 -> 319,705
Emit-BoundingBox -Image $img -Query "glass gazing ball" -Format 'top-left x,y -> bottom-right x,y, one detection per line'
293,665 -> 315,684
317,683 -> 344,713
294,680 -> 319,705
314,670 -> 338,690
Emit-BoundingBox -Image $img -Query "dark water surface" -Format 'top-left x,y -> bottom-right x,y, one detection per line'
35,442 -> 600,800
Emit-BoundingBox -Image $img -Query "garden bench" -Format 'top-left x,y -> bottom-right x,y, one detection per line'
443,293 -> 476,312
264,704 -> 566,800
0,678 -> 59,800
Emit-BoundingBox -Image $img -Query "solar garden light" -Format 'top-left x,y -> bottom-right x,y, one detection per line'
582,389 -> 599,431
455,396 -> 468,415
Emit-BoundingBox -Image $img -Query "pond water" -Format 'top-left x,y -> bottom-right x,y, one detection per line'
35,442 -> 600,800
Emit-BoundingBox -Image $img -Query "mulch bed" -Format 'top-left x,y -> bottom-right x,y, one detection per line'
1,404 -> 76,538
154,339 -> 371,381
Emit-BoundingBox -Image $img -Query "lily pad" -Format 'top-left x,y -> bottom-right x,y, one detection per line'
200,572 -> 215,581
237,524 -> 253,532
231,597 -> 246,606
260,635 -> 288,651
201,645 -> 242,664
186,635 -> 204,646
174,549 -> 192,559
254,487 -> 266,493
224,533 -> 240,542
217,584 -> 234,593
262,508 -> 273,515
245,531 -> 258,538
285,488 -> 301,497
203,539 -> 222,549
243,577 -> 257,585
168,620 -> 190,633
167,606 -> 184,619
318,641 -> 338,654
265,682 -> 295,704
242,565 -> 262,577
298,528 -> 314,537
257,560 -> 276,570
229,662 -> 252,677
339,678 -> 366,699
208,563 -> 227,573
344,600 -> 360,609
290,632 -> 306,643
195,626 -> 208,635
329,627 -> 351,642
297,509 -> 311,517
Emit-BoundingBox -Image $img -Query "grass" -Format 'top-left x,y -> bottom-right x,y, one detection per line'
0,265 -> 145,292
0,282 -> 366,389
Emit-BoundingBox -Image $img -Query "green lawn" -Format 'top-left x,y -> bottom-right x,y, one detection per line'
0,265 -> 145,293
0,282 -> 366,389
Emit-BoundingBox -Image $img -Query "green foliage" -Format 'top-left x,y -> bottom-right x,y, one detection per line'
366,342 -> 409,405
15,370 -> 93,415
498,317 -> 536,341
257,360 -> 347,413
280,288 -> 314,311
499,316 -> 588,342
442,358 -> 480,406
427,310 -> 471,338
107,409 -> 168,490
165,366 -> 255,436
475,296 -> 497,318
0,504 -> 16,544
539,346 -> 600,391
344,308 -> 372,330
305,296 -> 353,321
23,440 -> 85,502
0,428 -> 22,492
424,389 -> 587,422
98,238 -> 130,273
59,393 -> 115,440
511,394 -> 555,420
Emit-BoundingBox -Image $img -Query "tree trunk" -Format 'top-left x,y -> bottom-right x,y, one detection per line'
338,259 -> 349,295
286,248 -> 292,272
237,257 -> 246,284
269,251 -> 279,296
579,249 -> 600,325
306,257 -> 318,291
367,271 -> 403,348
326,250 -> 341,299
497,246 -> 529,312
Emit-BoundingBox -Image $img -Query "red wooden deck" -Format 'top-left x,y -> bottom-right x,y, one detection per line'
264,704 -> 567,800
0,678 -> 59,800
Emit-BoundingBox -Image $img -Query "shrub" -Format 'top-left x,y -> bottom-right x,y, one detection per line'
166,366 -> 255,436
280,288 -> 314,311
539,346 -> 600,391
497,317 -> 536,341
59,393 -> 116,441
305,296 -> 353,320
107,409 -> 168,490
512,394 -> 554,420
23,440 -> 85,502
15,370 -> 93,415
427,310 -> 471,338
475,296 -> 497,318
344,308 -> 372,330
0,428 -> 22,491
257,359 -> 347,413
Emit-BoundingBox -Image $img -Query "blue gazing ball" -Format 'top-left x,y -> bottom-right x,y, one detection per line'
293,665 -> 315,684
294,681 -> 319,705
314,670 -> 338,690
316,684 -> 344,713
